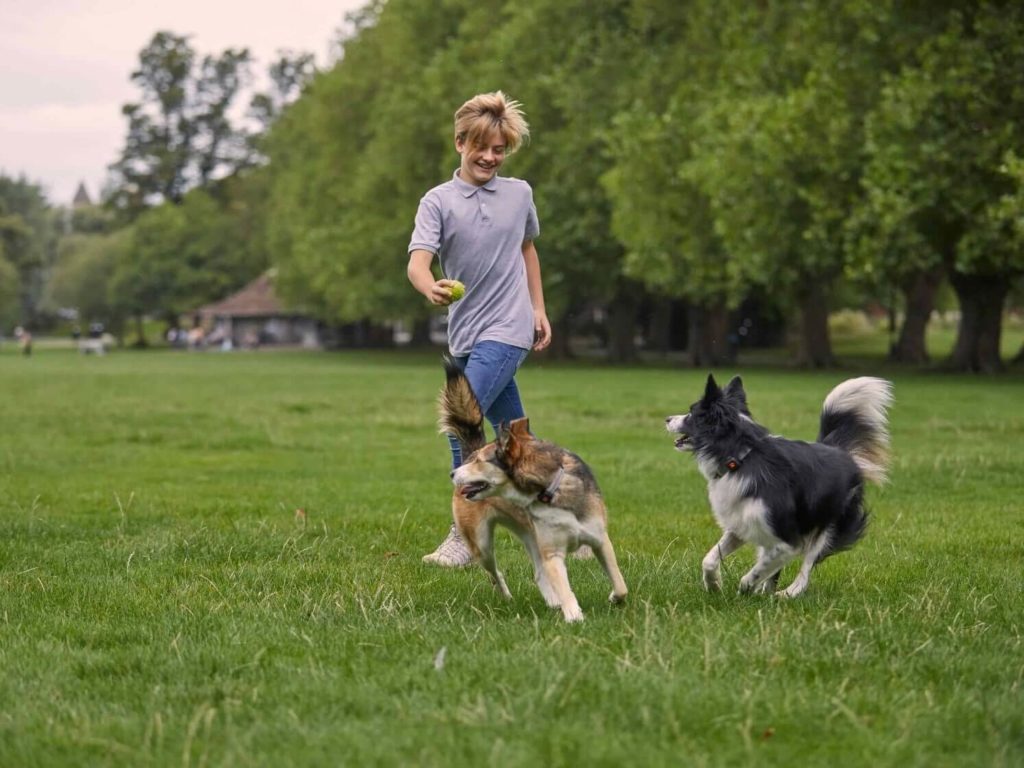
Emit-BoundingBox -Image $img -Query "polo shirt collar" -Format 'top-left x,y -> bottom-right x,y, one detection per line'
452,169 -> 498,197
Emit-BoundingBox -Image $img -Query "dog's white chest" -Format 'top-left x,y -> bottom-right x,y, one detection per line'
706,473 -> 775,546
529,503 -> 598,547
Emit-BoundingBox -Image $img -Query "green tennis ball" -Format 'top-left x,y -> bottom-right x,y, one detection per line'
449,281 -> 465,301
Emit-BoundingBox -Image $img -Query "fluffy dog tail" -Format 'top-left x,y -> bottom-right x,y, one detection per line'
818,377 -> 894,485
437,356 -> 487,455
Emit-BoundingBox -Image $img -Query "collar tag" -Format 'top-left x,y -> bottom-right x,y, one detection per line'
537,467 -> 565,504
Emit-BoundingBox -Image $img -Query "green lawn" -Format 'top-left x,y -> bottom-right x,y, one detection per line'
1,348 -> 1022,767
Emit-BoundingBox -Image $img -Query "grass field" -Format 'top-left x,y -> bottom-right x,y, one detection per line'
1,347 -> 1022,767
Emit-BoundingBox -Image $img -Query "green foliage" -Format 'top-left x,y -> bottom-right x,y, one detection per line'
109,31 -> 253,214
0,254 -> 17,329
0,174 -> 58,327
858,4 -> 1024,278
49,229 -> 132,325
109,188 -> 265,323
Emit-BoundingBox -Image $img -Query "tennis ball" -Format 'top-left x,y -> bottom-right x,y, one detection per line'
449,281 -> 465,301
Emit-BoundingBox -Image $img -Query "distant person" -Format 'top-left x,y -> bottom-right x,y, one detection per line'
407,90 -> 552,567
20,329 -> 32,357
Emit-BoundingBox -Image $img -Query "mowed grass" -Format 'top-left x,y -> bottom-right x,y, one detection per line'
1,348 -> 1022,768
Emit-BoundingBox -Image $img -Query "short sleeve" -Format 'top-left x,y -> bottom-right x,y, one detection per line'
409,193 -> 443,254
524,187 -> 540,241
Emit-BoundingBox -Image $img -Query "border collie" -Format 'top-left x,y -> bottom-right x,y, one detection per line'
665,374 -> 893,597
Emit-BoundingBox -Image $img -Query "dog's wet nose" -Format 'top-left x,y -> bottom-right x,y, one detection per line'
449,470 -> 455,479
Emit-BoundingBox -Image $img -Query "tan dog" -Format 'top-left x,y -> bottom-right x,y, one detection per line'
438,358 -> 628,622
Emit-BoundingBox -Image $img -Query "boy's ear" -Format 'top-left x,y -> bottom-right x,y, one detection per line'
703,373 -> 721,402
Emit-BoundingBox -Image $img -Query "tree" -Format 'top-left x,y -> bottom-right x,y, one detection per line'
248,51 -> 318,134
860,5 -> 1024,371
604,0 -> 741,365
108,31 -> 252,216
0,174 -> 57,329
49,229 -> 131,332
0,255 -> 17,330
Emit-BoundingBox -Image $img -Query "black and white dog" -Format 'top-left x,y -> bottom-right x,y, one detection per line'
666,374 -> 893,598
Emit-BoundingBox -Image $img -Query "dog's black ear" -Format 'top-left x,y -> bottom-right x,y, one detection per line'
723,375 -> 748,410
703,373 -> 721,401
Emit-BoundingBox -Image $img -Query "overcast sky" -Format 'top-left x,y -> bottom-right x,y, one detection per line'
1,0 -> 368,206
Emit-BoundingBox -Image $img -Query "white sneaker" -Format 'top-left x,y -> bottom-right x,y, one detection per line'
573,545 -> 595,560
422,524 -> 474,567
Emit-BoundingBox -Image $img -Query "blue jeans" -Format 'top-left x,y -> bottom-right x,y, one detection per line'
448,340 -> 529,469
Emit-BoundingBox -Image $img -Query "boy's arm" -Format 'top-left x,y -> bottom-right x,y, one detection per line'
407,249 -> 457,305
522,239 -> 551,351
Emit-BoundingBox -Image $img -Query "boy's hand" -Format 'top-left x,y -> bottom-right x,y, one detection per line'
429,279 -> 460,306
532,310 -> 552,351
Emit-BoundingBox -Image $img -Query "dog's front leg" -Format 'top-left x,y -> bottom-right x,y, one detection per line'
475,521 -> 512,600
739,542 -> 795,595
540,552 -> 584,622
702,531 -> 743,592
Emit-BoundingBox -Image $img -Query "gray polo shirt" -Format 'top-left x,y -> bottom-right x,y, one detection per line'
409,170 -> 540,356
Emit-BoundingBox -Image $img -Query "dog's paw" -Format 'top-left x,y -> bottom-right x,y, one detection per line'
738,576 -> 758,595
703,569 -> 722,592
609,590 -> 628,604
562,607 -> 585,623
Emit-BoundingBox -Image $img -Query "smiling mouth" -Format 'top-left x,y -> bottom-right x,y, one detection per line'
459,481 -> 490,500
673,435 -> 693,451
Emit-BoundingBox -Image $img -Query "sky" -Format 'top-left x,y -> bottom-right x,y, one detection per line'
1,0 -> 368,207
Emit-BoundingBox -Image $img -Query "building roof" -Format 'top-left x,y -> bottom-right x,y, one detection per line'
72,182 -> 92,207
197,272 -> 295,318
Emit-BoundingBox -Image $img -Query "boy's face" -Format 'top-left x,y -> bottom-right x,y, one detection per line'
456,127 -> 506,186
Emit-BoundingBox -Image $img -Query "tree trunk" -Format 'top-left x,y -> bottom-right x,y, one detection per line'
647,296 -> 673,356
605,278 -> 645,363
547,313 -> 574,360
947,272 -> 1008,373
607,292 -> 639,363
687,303 -> 730,367
133,313 -> 148,348
795,278 -> 834,368
408,317 -> 432,346
889,267 -> 943,364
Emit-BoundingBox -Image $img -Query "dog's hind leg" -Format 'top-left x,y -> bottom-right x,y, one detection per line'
592,532 -> 628,604
702,531 -> 743,592
540,551 -> 584,622
739,542 -> 796,595
777,532 -> 831,598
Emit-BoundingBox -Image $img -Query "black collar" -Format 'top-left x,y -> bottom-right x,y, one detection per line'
715,445 -> 752,479
536,467 -> 565,504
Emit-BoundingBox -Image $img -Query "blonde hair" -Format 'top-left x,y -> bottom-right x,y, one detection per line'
454,91 -> 530,154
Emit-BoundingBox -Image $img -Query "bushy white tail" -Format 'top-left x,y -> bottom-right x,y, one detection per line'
818,377 -> 894,485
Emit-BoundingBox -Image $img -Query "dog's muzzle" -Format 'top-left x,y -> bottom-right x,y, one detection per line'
665,414 -> 693,451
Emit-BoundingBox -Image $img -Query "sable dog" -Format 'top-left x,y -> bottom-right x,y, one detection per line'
438,357 -> 627,622
665,374 -> 893,598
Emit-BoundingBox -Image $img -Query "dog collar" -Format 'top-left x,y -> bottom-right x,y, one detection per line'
720,446 -> 753,476
537,467 -> 565,504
